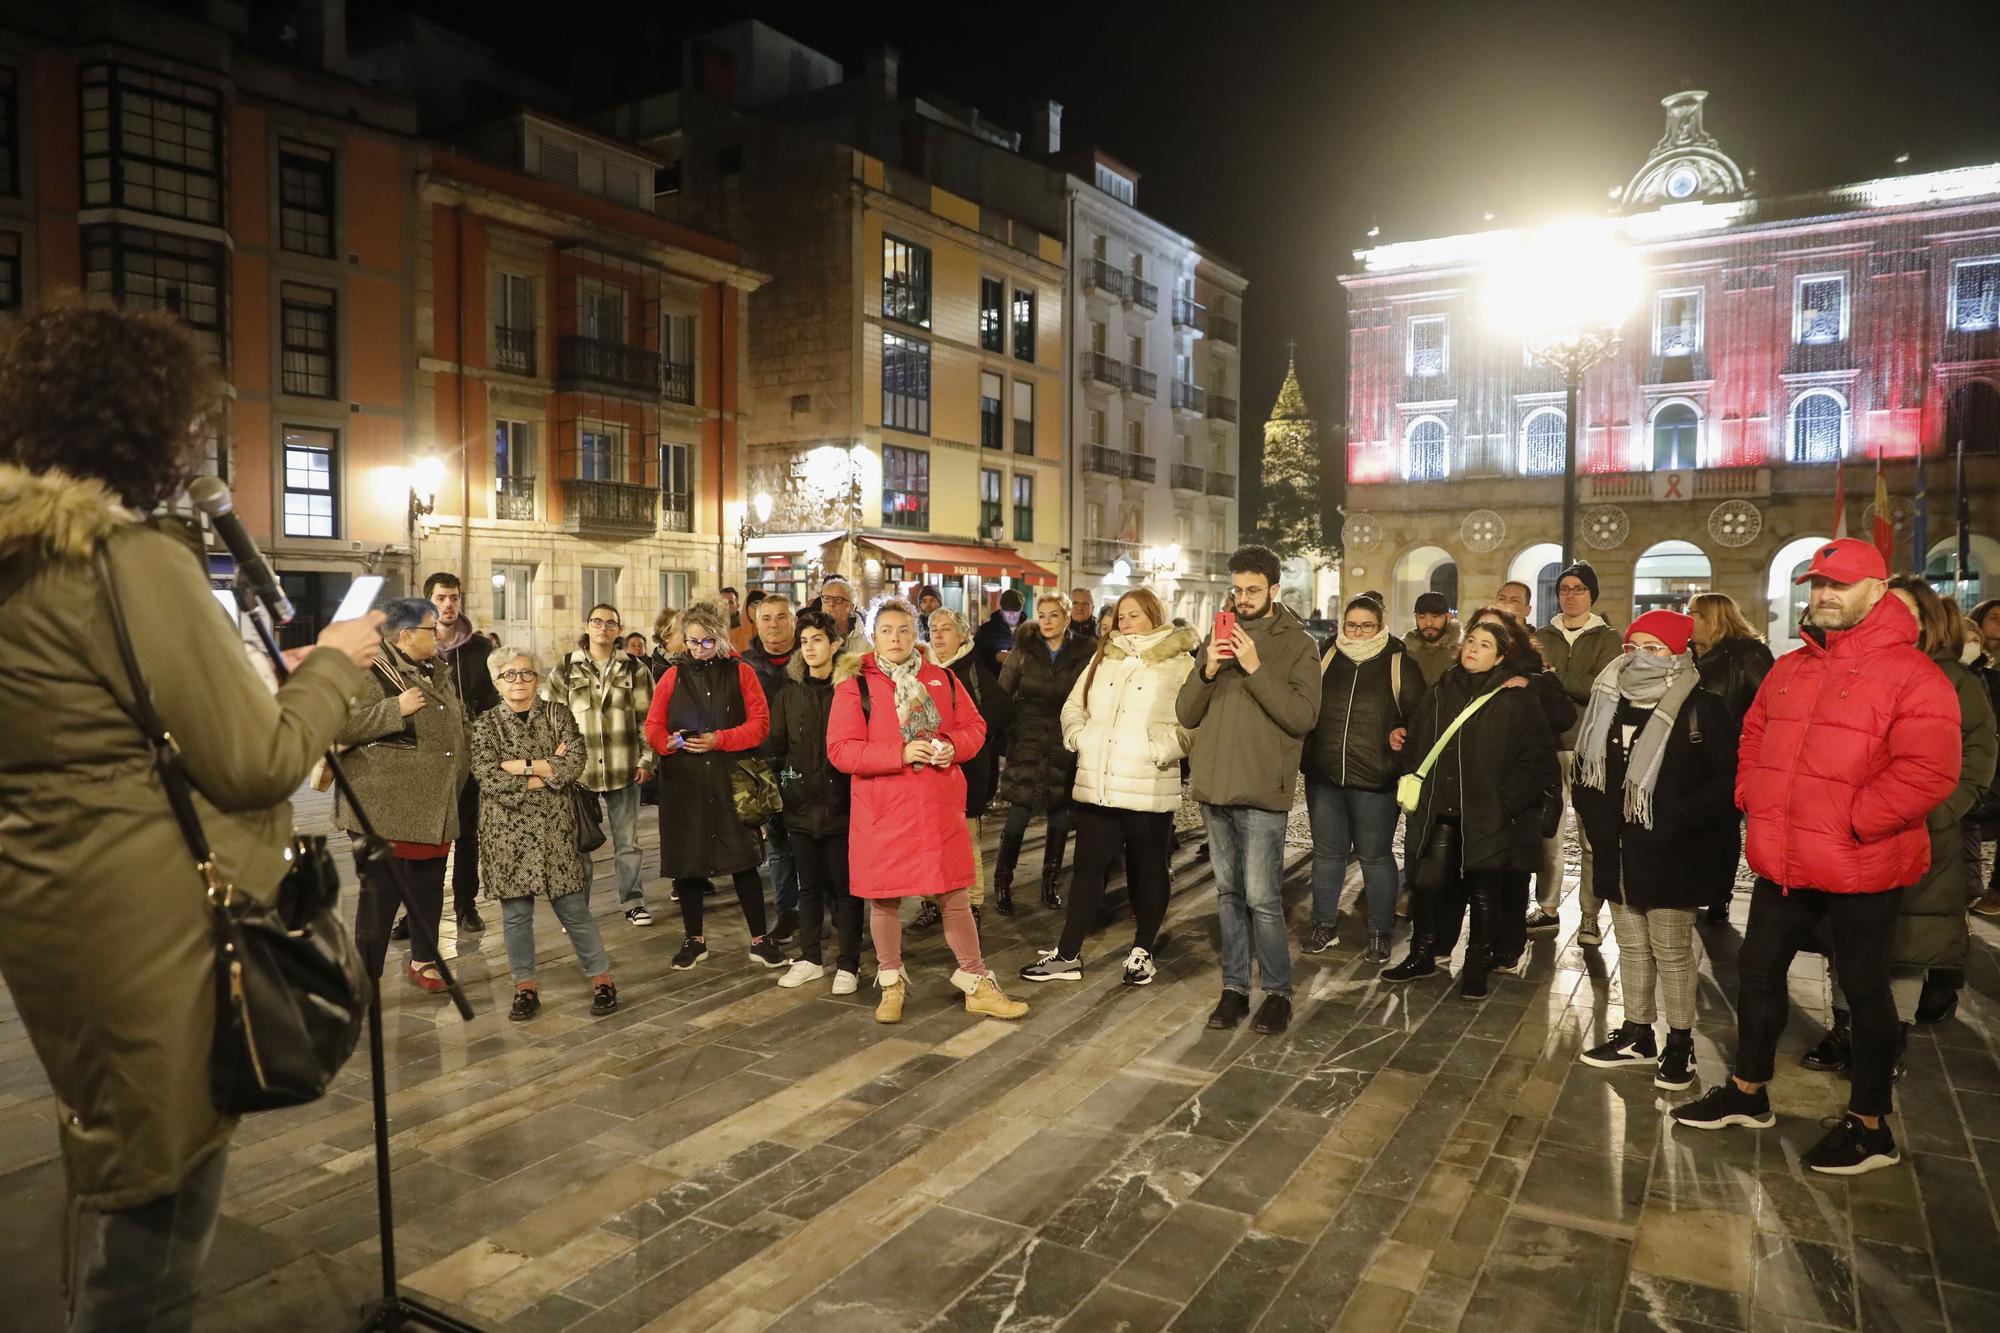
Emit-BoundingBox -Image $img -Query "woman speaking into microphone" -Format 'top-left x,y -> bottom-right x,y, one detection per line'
0,305 -> 382,1330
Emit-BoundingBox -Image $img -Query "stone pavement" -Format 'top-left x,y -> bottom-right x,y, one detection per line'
3,790 -> 2000,1332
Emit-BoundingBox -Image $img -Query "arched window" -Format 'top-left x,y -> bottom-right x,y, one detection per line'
1652,402 -> 1700,471
1521,409 -> 1565,477
1405,418 -> 1448,481
1789,391 -> 1845,464
1945,380 -> 2000,457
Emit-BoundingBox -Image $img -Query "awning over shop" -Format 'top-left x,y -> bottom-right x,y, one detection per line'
862,537 -> 1058,586
744,531 -> 844,556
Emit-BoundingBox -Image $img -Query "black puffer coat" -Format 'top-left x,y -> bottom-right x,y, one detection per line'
741,636 -> 796,761
997,623 -> 1093,811
1406,661 -> 1560,873
1572,687 -> 1740,912
768,654 -> 850,838
1694,635 -> 1775,725
651,655 -> 765,879
1302,638 -> 1425,792
1892,650 -> 1997,967
933,643 -> 1014,816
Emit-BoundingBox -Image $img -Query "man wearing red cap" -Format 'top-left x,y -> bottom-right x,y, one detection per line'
1671,539 -> 1961,1176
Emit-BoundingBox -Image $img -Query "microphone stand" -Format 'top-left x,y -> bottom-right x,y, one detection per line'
241,598 -> 485,1333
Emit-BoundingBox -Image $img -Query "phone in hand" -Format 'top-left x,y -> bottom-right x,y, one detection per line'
332,574 -> 385,623
1213,609 -> 1237,658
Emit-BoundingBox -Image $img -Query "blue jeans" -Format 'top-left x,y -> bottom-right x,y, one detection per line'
602,782 -> 646,907
1305,781 -> 1400,933
501,892 -> 612,983
765,817 -> 798,915
1202,803 -> 1292,999
67,1144 -> 228,1332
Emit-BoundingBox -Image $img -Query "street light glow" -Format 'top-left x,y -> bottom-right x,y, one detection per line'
1481,219 -> 1640,351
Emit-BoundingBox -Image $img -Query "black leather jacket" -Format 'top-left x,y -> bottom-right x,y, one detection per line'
1694,635 -> 1775,725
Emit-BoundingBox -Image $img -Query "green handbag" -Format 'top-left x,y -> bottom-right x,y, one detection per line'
730,757 -> 784,824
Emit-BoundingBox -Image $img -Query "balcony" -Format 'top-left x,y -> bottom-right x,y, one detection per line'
494,473 -> 536,521
561,478 -> 658,537
1205,472 -> 1237,499
660,491 -> 693,533
557,335 -> 663,397
1083,538 -> 1139,570
1082,257 -> 1128,299
494,325 -> 536,376
1208,549 -> 1235,577
1207,395 -> 1239,424
1170,463 -> 1206,494
1125,453 -> 1158,484
1127,367 -> 1159,399
1208,313 -> 1240,346
1171,380 -> 1207,416
1083,445 -> 1126,478
1129,276 -> 1159,313
1172,296 -> 1207,334
1081,350 -> 1126,390
661,360 -> 694,405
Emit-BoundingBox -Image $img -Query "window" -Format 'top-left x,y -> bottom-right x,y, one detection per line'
494,419 -> 533,519
1654,289 -> 1701,356
882,332 -> 931,434
83,224 -> 226,356
1127,419 -> 1144,455
1013,473 -> 1034,542
0,66 -> 17,197
1789,392 -> 1845,463
1093,163 -> 1134,205
882,235 -> 931,328
1796,275 -> 1846,345
579,284 -> 623,342
1407,316 -> 1446,377
538,138 -> 578,186
883,444 -> 929,529
980,467 -> 1003,535
1522,408 -> 1565,477
1087,409 -> 1106,446
578,422 -> 624,481
1012,379 -> 1035,454
0,231 -> 19,311
582,566 -> 619,615
1085,500 -> 1104,538
979,277 -> 1004,351
659,441 -> 691,531
278,141 -> 335,257
1128,334 -> 1144,372
496,273 -> 535,374
1089,320 -> 1107,354
1131,253 -> 1145,280
282,427 -> 337,538
1950,258 -> 2000,332
1652,402 -> 1700,470
1012,287 -> 1036,361
80,65 -> 223,224
279,284 -> 336,397
980,371 -> 1003,449
661,569 -> 692,610
1405,418 -> 1448,480
661,311 -> 694,403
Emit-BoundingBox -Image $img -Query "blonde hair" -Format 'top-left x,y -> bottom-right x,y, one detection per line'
1034,592 -> 1069,615
927,606 -> 973,643
1689,592 -> 1760,645
678,600 -> 733,651
868,595 -> 919,637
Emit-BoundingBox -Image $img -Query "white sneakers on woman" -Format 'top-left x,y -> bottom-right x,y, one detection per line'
777,960 -> 861,995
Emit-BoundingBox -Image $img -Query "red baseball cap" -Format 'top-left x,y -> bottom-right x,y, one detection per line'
1792,537 -> 1888,586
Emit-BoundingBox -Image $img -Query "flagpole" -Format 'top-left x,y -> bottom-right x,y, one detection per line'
1957,437 -> 1971,586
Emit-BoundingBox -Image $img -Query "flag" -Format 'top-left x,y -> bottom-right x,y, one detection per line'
1911,445 -> 1929,574
1871,448 -> 1894,567
1831,461 -> 1848,540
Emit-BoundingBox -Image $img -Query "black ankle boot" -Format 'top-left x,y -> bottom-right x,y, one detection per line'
1802,1007 -> 1852,1072
1040,867 -> 1062,910
1459,878 -> 1495,1000
993,868 -> 1015,916
1381,939 -> 1438,982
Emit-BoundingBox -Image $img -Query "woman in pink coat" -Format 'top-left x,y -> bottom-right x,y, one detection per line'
827,598 -> 1029,1024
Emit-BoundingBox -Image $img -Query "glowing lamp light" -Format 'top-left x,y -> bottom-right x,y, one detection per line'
1481,220 -> 1640,356
491,570 -> 507,591
752,490 -> 773,525
409,455 -> 446,511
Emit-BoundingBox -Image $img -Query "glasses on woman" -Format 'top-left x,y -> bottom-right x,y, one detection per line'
498,668 -> 539,682
687,636 -> 718,650
587,617 -> 622,631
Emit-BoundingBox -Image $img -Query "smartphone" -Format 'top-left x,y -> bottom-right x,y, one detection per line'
332,575 -> 385,623
1213,609 -> 1237,658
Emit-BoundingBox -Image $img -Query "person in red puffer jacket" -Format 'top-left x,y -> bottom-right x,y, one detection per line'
1672,539 -> 1961,1177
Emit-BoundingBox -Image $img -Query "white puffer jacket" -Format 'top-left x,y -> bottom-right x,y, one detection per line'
1062,624 -> 1201,811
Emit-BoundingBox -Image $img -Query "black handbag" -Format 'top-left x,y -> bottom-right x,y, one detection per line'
97,549 -> 368,1115
571,783 -> 608,854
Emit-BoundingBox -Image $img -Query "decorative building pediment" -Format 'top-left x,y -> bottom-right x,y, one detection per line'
1622,91 -> 1747,212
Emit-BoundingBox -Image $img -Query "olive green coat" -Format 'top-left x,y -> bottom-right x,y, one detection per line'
0,464 -> 368,1209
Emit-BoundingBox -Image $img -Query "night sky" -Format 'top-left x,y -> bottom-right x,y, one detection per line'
354,0 -> 2000,500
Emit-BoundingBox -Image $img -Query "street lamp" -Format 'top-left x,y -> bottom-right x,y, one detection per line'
1485,221 -> 1639,566
404,455 -> 446,590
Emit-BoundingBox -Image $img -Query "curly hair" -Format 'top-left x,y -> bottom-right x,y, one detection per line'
678,600 -> 733,650
0,301 -> 224,507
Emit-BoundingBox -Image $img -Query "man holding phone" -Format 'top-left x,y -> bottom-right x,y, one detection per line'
1177,544 -> 1323,1036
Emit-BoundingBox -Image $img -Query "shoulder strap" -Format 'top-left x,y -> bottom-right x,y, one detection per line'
1389,654 -> 1404,719
1413,690 -> 1498,780
857,670 -> 872,721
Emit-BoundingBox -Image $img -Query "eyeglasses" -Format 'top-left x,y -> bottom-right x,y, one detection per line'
1342,621 -> 1380,634
498,668 -> 539,682
587,617 -> 622,630
1558,585 -> 1591,597
409,623 -> 437,635
687,637 -> 718,650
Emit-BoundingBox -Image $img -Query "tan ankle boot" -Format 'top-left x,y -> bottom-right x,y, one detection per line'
875,967 -> 907,1024
961,974 -> 1028,1021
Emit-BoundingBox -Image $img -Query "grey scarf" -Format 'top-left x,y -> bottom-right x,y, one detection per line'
1573,651 -> 1698,830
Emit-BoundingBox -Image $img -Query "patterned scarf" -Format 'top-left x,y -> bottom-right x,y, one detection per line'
1573,651 -> 1698,830
880,651 -> 942,742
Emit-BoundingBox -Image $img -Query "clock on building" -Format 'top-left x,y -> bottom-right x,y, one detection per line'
1666,166 -> 1700,199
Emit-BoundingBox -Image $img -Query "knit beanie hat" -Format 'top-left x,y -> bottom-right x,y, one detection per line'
1626,610 -> 1694,655
1413,591 -> 1450,616
1558,561 -> 1600,603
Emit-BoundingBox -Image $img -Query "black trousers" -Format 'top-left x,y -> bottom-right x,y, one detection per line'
1734,877 -> 1902,1117
1057,804 -> 1173,959
793,829 -> 862,972
677,868 -> 768,941
451,777 -> 480,916
996,802 -> 1074,882
354,848 -> 446,977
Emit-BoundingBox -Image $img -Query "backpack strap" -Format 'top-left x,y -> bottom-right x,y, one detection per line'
1389,654 -> 1405,721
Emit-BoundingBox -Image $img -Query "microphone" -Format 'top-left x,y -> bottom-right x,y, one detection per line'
188,476 -> 296,625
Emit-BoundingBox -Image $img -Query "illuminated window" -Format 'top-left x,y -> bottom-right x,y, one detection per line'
1652,402 -> 1700,470
979,277 -> 1004,351
1406,417 -> 1448,480
1012,288 -> 1036,362
1795,275 -> 1846,345
1407,316 -> 1446,377
980,467 -> 1002,534
881,234 -> 931,328
1522,408 -> 1565,477
578,422 -> 624,481
883,444 -> 929,529
1013,473 -> 1034,542
1654,289 -> 1702,356
980,371 -> 1003,449
1951,258 -> 2000,332
1788,391 -> 1845,464
282,427 -> 337,538
882,332 -> 930,434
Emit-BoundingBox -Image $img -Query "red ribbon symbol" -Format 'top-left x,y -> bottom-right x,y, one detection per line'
1663,472 -> 1685,499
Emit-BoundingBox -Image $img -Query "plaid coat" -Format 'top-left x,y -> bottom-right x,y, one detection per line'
544,647 -> 655,793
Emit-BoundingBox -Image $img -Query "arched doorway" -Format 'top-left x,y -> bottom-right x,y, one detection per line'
1945,380 -> 2000,457
1632,540 -> 1711,618
1924,532 -> 2000,611
1507,542 -> 1563,623
1766,535 -> 1831,656
1391,545 -> 1457,627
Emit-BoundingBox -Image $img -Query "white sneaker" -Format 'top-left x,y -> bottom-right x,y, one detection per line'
831,968 -> 859,996
625,904 -> 654,927
1121,947 -> 1157,987
778,959 -> 825,989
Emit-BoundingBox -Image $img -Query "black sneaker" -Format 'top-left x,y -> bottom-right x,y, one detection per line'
671,937 -> 708,970
1206,989 -> 1251,1030
748,938 -> 788,969
1801,1022 -> 1851,1072
1020,950 -> 1082,983
591,983 -> 619,1017
1379,948 -> 1438,983
1251,995 -> 1293,1034
457,907 -> 485,933
770,909 -> 799,943
910,900 -> 942,931
1580,1022 -> 1658,1069
1656,1030 -> 1696,1091
389,913 -> 410,941
1363,931 -> 1392,964
1523,909 -> 1560,936
1670,1081 -> 1775,1131
1703,902 -> 1729,926
508,989 -> 540,1022
1304,921 -> 1338,954
1804,1113 -> 1901,1176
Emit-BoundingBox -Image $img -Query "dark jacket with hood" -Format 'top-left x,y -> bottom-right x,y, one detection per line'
1694,634 -> 1775,725
1892,648 -> 1997,967
741,633 -> 797,761
436,618 -> 500,718
998,621 -> 1094,810
973,608 -> 1021,678
931,639 -> 1014,816
1406,658 -> 1560,873
1303,635 -> 1425,792
768,651 -> 851,838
